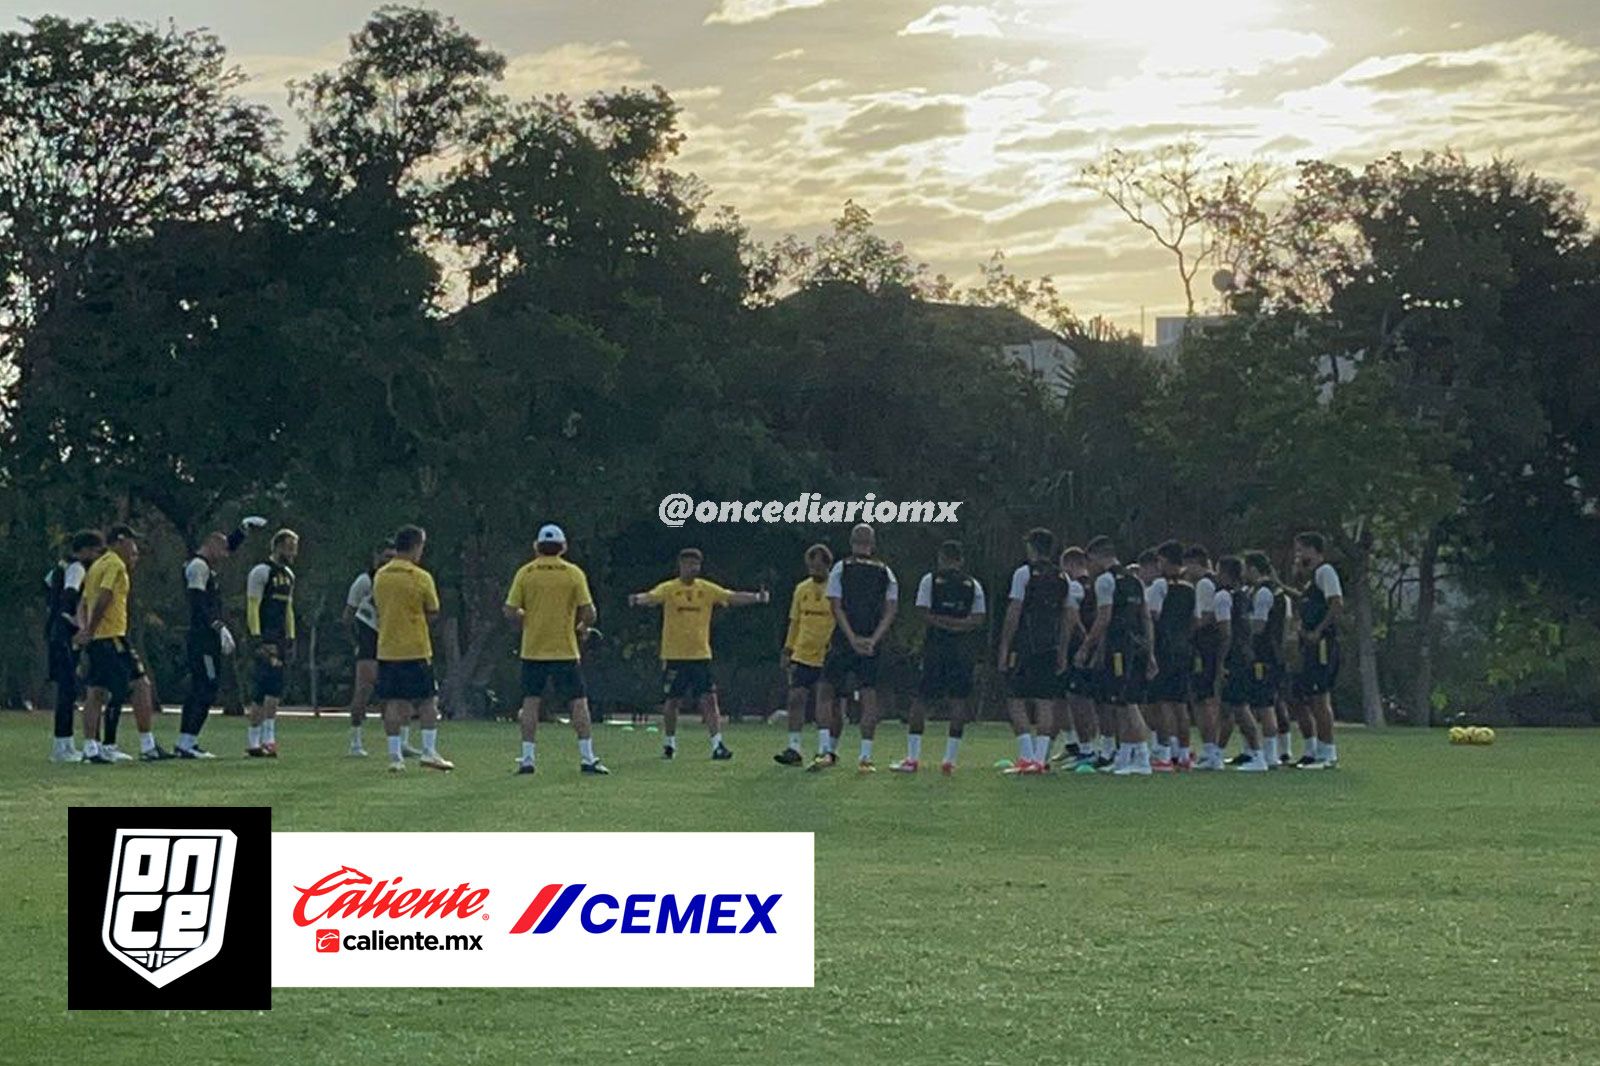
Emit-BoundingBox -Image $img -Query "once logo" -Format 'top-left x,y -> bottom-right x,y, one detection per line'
101,829 -> 237,988
315,929 -> 341,953
510,884 -> 782,935
292,866 -> 490,926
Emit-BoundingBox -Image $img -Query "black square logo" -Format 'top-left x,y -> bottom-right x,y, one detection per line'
68,807 -> 271,1009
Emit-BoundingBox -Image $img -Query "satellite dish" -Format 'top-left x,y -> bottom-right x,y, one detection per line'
1211,268 -> 1236,293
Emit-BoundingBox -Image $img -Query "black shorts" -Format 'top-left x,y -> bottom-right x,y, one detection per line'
1246,660 -> 1282,709
824,646 -> 879,689
521,659 -> 586,703
1293,635 -> 1340,698
1147,643 -> 1189,703
788,662 -> 823,691
187,631 -> 222,694
1190,644 -> 1221,702
254,641 -> 288,700
1062,662 -> 1095,698
377,659 -> 437,702
919,651 -> 974,700
1221,663 -> 1252,706
662,660 -> 715,701
355,624 -> 379,662
48,640 -> 79,688
85,637 -> 144,703
1096,645 -> 1147,707
1006,650 -> 1060,701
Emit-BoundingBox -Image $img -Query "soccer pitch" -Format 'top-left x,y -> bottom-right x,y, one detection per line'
3,714 -> 1596,1066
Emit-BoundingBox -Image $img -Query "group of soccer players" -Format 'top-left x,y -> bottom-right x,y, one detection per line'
40,513 -> 1344,778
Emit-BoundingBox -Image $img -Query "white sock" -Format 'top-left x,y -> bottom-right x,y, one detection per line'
1114,743 -> 1129,769
1099,735 -> 1115,758
709,732 -> 723,752
1263,735 -> 1278,763
1017,734 -> 1032,762
787,730 -> 802,752
387,735 -> 402,759
1248,746 -> 1263,763
1179,746 -> 1192,762
350,726 -> 363,746
1136,741 -> 1151,765
262,719 -> 276,744
579,737 -> 596,763
401,726 -> 412,748
139,731 -> 156,754
177,733 -> 196,751
521,741 -> 536,763
906,734 -> 922,761
1065,728 -> 1080,747
421,728 -> 438,755
665,734 -> 678,751
1038,734 -> 1054,762
247,726 -> 262,748
1169,738 -> 1180,760
1280,734 -> 1294,759
943,737 -> 960,764
859,738 -> 874,762
84,739 -> 101,756
1324,742 -> 1338,762
817,728 -> 832,755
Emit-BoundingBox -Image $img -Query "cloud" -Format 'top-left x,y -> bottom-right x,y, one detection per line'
829,100 -> 968,150
705,0 -> 836,25
502,41 -> 647,99
901,5 -> 1004,39
234,47 -> 345,99
772,48 -> 807,60
1354,58 -> 1501,93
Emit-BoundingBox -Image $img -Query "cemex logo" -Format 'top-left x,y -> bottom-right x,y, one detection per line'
510,884 -> 782,935
69,807 -> 271,1009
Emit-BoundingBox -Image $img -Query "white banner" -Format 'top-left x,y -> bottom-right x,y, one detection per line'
270,832 -> 814,987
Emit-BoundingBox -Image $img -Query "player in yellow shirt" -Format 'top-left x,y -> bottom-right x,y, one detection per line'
73,525 -> 172,763
372,525 -> 453,773
504,524 -> 608,776
774,544 -> 835,765
628,547 -> 769,761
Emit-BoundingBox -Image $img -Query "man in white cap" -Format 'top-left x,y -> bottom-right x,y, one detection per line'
504,523 -> 609,775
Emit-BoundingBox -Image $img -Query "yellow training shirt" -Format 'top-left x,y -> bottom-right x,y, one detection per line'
647,578 -> 732,661
373,558 -> 439,661
785,577 -> 834,668
507,556 -> 594,661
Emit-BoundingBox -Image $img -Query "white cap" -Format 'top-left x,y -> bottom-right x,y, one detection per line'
537,524 -> 566,545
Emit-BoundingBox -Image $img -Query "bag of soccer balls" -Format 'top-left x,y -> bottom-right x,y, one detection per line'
1448,726 -> 1496,745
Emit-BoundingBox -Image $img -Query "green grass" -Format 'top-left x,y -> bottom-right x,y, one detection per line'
2,712 -> 1597,1066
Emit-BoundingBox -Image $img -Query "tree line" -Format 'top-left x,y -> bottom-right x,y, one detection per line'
1,7 -> 1596,725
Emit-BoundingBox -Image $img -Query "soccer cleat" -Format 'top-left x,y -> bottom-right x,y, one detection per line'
1002,759 -> 1033,775
940,761 -> 955,776
1073,760 -> 1098,774
515,761 -> 537,775
262,742 -> 279,758
773,749 -> 804,766
85,750 -> 114,765
890,758 -> 919,773
1235,757 -> 1270,773
804,752 -> 837,773
401,744 -> 423,758
246,747 -> 266,758
1298,758 -> 1329,771
176,746 -> 216,760
419,752 -> 454,771
1296,754 -> 1320,767
581,760 -> 611,775
1226,752 -> 1252,766
857,759 -> 877,774
711,744 -> 734,761
1173,755 -> 1193,772
140,745 -> 176,762
104,746 -> 134,763
1279,752 -> 1294,766
1092,755 -> 1116,770
1114,763 -> 1153,776
1151,757 -> 1175,773
388,757 -> 406,773
50,747 -> 84,764
661,745 -> 676,760
348,746 -> 369,758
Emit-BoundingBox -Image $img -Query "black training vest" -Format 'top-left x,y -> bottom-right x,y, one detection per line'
45,561 -> 80,644
187,556 -> 222,632
1015,564 -> 1069,657
1105,565 -> 1146,651
1250,581 -> 1289,667
259,560 -> 296,644
1226,585 -> 1252,669
835,557 -> 890,644
1300,565 -> 1336,635
925,567 -> 978,655
1157,579 -> 1194,658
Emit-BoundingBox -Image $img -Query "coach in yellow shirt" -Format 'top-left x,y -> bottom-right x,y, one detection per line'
504,524 -> 607,776
629,547 -> 769,762
774,543 -> 836,766
372,525 -> 452,773
74,525 -> 169,763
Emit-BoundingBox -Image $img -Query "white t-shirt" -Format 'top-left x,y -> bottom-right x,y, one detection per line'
247,563 -> 271,601
915,573 -> 987,615
1194,576 -> 1217,619
1067,579 -> 1084,610
1007,564 -> 1032,601
185,557 -> 212,591
826,560 -> 899,602
1313,562 -> 1343,599
63,561 -> 86,591
1146,576 -> 1168,616
347,571 -> 379,631
1094,571 -> 1116,603
1213,588 -> 1234,622
1251,585 -> 1274,623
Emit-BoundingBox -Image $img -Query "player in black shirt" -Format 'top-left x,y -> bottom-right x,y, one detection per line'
1076,536 -> 1158,775
44,530 -> 105,762
812,524 -> 899,773
895,540 -> 986,774
998,529 -> 1068,773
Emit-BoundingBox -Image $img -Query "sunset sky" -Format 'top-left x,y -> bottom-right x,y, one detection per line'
6,0 -> 1598,328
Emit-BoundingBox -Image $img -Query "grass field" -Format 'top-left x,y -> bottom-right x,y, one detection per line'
2,712 -> 1596,1066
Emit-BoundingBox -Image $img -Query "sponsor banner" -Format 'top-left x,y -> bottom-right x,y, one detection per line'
272,832 -> 813,987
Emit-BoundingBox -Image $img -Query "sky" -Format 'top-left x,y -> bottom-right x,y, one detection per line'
5,0 -> 1599,329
